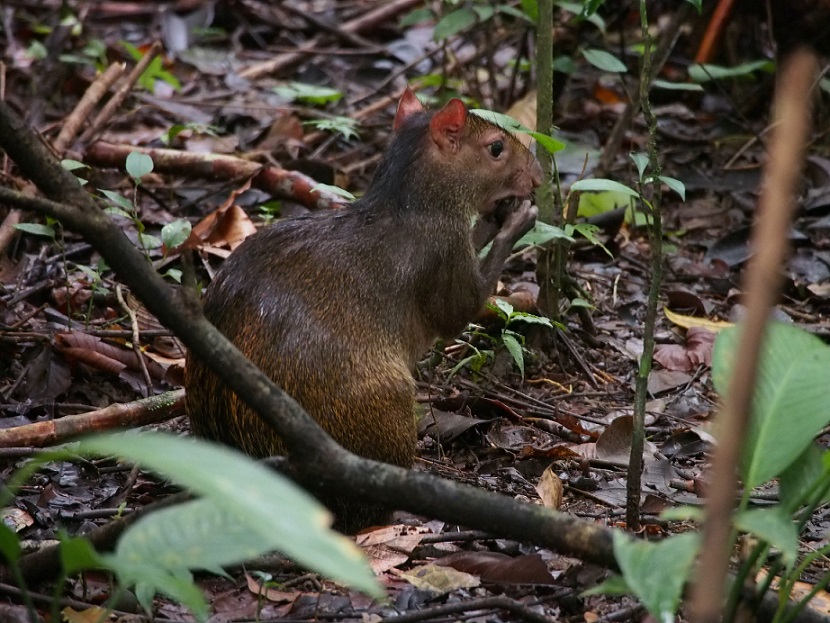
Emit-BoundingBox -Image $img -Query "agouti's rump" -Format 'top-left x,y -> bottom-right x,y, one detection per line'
185,88 -> 542,532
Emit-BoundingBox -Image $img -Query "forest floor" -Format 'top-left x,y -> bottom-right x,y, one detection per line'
2,1 -> 830,622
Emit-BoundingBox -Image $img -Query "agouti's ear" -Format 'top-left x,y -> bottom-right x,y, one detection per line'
394,87 -> 425,131
429,98 -> 467,151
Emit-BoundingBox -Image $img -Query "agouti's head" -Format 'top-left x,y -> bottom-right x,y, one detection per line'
381,87 -> 543,217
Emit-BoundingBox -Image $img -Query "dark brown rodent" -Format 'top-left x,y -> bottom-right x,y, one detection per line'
185,88 -> 542,532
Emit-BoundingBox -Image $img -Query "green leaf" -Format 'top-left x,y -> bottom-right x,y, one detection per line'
613,532 -> 700,623
502,332 -> 525,377
14,222 -> 55,239
582,49 -> 627,73
472,5 -> 494,21
469,110 -> 565,154
657,176 -> 686,201
399,7 -> 434,27
779,444 -> 830,512
61,159 -> 88,171
582,573 -> 631,596
104,207 -> 132,219
161,219 -> 192,250
515,221 -> 573,247
530,131 -> 566,154
712,322 -> 830,487
497,5 -> 532,21
492,298 -> 514,319
165,268 -> 183,283
310,183 -> 355,201
274,82 -> 343,106
508,312 -> 554,328
652,79 -> 704,92
0,523 -> 21,564
105,559 -> 208,621
685,0 -> 702,12
60,533 -> 103,576
572,178 -> 638,197
75,433 -> 382,598
100,189 -> 135,212
660,505 -> 705,522
433,8 -> 477,40
138,233 -> 163,250
126,152 -> 154,180
630,152 -> 649,181
688,60 -> 774,83
520,0 -> 538,21
734,507 -> 798,568
555,1 -> 606,32
305,116 -> 360,141
116,497 -> 283,572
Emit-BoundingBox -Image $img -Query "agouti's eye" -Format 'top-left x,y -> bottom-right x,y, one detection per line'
488,140 -> 504,158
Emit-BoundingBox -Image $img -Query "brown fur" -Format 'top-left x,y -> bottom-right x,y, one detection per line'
185,90 -> 542,532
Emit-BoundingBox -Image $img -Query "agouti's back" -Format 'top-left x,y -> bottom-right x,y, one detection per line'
185,88 -> 542,531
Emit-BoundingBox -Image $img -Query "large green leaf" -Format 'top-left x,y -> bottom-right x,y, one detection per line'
734,507 -> 798,568
77,433 -> 382,598
779,444 -> 830,512
612,532 -> 700,622
712,323 -> 830,487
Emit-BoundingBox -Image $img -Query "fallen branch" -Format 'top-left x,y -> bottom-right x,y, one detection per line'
83,141 -> 348,210
0,390 -> 185,448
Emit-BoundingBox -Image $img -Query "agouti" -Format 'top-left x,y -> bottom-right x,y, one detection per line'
185,88 -> 542,532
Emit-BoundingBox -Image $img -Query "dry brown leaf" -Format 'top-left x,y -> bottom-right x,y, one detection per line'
535,465 -> 564,510
245,573 -> 299,604
355,524 -> 429,574
392,563 -> 480,594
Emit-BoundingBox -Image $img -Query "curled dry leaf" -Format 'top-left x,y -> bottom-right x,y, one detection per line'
654,326 -> 717,372
535,465 -> 564,510
355,524 -> 429,574
245,573 -> 298,604
392,563 -> 480,595
434,551 -> 559,585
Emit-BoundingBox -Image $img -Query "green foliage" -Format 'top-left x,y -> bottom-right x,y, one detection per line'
688,60 -> 775,83
121,41 -> 181,92
305,116 -> 360,141
582,49 -> 627,73
470,109 -> 565,155
485,299 -> 557,377
273,82 -> 343,106
14,221 -> 58,240
2,433 -> 383,621
161,219 -> 192,251
126,152 -> 154,181
713,322 -> 830,488
515,221 -> 573,247
587,532 -> 700,623
257,200 -> 282,224
60,39 -> 108,70
601,322 -> 830,620
310,183 -> 355,202
159,123 -> 221,145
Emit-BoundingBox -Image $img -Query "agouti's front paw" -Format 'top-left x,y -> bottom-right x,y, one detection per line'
500,199 -> 538,242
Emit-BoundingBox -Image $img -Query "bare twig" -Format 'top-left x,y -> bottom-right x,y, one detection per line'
78,42 -> 162,145
54,62 -> 126,153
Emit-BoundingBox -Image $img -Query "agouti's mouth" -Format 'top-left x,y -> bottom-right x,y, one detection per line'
488,197 -> 523,224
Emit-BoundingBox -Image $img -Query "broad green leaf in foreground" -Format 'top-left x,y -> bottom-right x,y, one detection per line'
734,507 -> 798,568
779,444 -> 830,512
77,433 -> 383,598
572,178 -> 638,198
712,322 -> 830,488
612,532 -> 700,623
